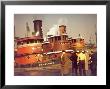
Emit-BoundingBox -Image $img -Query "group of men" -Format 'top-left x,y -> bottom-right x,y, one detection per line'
60,50 -> 97,76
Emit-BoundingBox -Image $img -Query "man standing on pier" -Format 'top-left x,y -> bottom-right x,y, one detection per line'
70,52 -> 78,76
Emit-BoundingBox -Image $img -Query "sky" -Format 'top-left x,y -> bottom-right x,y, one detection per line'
14,14 -> 97,44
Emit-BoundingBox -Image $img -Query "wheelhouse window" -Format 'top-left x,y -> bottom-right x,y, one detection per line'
30,40 -> 34,43
27,41 -> 29,44
58,36 -> 61,40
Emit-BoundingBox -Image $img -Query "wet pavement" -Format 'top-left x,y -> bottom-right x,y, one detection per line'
14,64 -> 93,76
15,64 -> 62,76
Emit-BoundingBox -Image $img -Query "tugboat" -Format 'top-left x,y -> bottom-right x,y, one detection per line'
14,20 -> 85,67
15,20 -> 45,67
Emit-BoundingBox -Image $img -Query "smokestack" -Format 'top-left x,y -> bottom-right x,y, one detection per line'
59,25 -> 66,35
33,20 -> 43,38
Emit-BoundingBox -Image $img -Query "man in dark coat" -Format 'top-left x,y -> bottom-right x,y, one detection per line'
70,52 -> 78,76
90,52 -> 97,76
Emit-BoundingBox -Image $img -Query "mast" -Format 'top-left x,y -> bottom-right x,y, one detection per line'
26,22 -> 30,37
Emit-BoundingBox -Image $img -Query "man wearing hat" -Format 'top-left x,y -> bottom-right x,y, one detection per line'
77,50 -> 86,76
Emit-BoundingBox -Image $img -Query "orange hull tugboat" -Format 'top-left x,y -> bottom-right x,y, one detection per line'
14,20 -> 85,67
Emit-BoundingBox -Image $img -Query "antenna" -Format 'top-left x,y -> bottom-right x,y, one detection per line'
89,36 -> 92,44
78,34 -> 81,38
95,24 -> 97,45
14,25 -> 15,38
